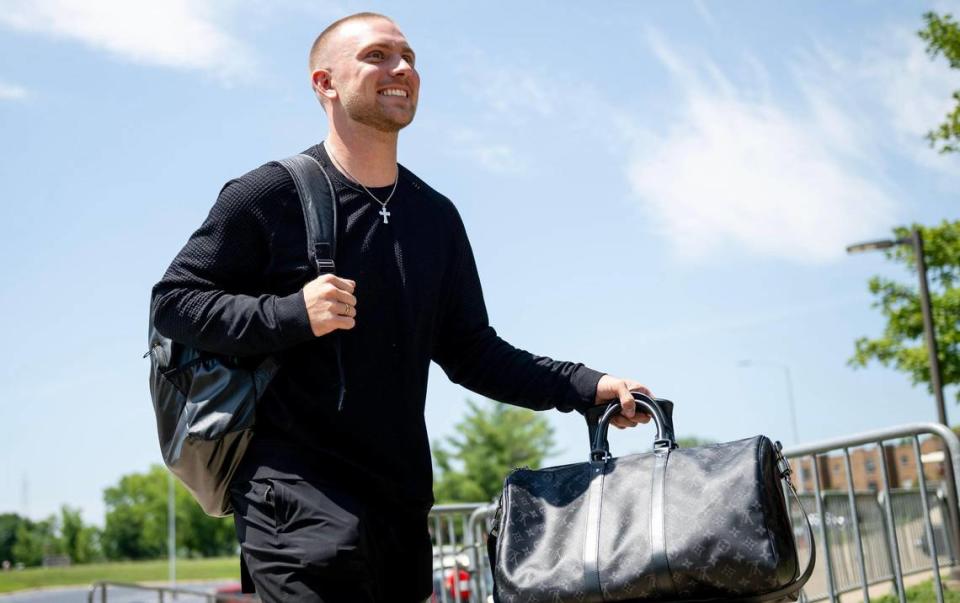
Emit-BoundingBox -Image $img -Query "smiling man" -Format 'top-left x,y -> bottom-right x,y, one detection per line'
151,12 -> 652,602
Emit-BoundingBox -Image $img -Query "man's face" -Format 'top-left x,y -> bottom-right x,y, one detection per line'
325,18 -> 419,132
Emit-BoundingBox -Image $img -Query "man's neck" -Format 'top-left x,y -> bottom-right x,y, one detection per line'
324,120 -> 399,187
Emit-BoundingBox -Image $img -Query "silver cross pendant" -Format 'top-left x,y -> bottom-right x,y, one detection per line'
379,206 -> 391,224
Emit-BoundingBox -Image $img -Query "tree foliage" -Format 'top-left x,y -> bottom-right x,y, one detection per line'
0,514 -> 24,565
919,12 -> 960,153
179,492 -> 237,558
102,466 -> 168,560
12,517 -> 61,567
433,399 -> 556,503
101,465 -> 235,560
850,221 -> 960,402
0,509 -> 101,567
676,436 -> 718,448
58,506 -> 100,564
2,466 -> 236,566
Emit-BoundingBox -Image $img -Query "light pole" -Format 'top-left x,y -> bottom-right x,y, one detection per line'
847,227 -> 960,575
738,360 -> 801,445
846,229 -> 948,426
168,471 -> 176,590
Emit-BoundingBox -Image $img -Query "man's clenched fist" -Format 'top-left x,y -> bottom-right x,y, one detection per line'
594,375 -> 653,430
302,274 -> 357,337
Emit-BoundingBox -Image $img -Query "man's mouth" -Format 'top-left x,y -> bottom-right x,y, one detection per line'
378,88 -> 409,98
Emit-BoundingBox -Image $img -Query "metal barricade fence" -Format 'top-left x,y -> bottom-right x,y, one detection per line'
428,502 -> 497,603
87,581 -> 258,602
783,422 -> 960,603
85,423 -> 960,603
85,507 -> 499,603
430,423 -> 960,603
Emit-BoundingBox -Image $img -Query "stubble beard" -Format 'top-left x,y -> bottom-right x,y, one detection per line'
341,91 -> 417,133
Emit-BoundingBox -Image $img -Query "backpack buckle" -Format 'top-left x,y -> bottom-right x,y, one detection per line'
315,258 -> 336,274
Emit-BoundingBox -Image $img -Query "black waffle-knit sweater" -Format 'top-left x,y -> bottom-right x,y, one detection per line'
151,143 -> 604,509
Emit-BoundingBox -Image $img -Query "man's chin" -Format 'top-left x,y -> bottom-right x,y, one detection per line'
350,102 -> 416,132
385,105 -> 416,127
368,112 -> 416,133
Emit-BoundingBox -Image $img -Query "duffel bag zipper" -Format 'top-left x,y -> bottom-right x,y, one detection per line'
774,440 -> 793,485
493,465 -> 531,538
490,491 -> 503,538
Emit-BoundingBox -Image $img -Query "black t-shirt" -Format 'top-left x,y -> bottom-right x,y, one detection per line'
152,143 -> 603,508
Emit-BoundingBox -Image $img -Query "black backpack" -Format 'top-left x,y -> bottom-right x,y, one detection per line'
146,154 -> 340,516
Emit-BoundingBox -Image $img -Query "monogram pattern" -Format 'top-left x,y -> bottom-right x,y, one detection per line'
493,436 -> 800,602
663,439 -> 790,598
496,463 -> 596,602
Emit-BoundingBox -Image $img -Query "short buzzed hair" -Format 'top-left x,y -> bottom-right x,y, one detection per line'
308,12 -> 394,73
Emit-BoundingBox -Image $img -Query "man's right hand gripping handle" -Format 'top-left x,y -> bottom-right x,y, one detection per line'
303,273 -> 357,336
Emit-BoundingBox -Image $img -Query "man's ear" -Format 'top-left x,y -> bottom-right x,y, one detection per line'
312,69 -> 337,103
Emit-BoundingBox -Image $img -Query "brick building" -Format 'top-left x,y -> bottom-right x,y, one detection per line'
791,437 -> 946,492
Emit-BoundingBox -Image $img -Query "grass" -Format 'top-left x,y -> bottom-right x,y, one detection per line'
874,578 -> 960,602
0,556 -> 240,594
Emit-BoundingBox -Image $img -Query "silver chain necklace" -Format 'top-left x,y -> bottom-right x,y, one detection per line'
323,141 -> 398,224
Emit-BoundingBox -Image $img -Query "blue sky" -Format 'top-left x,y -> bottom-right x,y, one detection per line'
1,1 -> 958,525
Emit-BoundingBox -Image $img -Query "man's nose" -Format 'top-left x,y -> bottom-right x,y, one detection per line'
391,57 -> 414,78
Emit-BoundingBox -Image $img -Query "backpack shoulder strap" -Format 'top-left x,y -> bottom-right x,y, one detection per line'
273,153 -> 347,411
274,154 -> 337,275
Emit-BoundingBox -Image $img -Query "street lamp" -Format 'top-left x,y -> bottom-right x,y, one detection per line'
848,227 -> 960,576
846,228 -> 948,427
168,471 -> 176,589
738,360 -> 800,445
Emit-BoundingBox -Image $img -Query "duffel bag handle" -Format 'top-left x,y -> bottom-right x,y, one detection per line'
586,392 -> 677,461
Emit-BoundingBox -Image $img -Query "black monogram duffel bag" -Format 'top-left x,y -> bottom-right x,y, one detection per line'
488,393 -> 815,602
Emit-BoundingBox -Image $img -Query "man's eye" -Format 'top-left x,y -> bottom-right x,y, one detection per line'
403,55 -> 415,65
368,50 -> 384,60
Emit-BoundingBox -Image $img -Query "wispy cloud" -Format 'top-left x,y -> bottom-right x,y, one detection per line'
470,69 -> 556,123
450,50 -> 627,173
449,128 -> 526,175
0,80 -> 28,100
802,26 -> 960,175
625,30 -> 902,264
445,52 -> 562,174
456,51 -> 556,126
0,0 -> 255,81
692,0 -> 718,32
639,294 -> 867,344
451,17 -> 956,244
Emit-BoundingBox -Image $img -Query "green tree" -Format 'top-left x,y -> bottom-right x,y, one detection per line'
849,221 -> 960,402
433,399 -> 556,503
178,490 -> 236,558
101,465 -> 235,560
919,12 -> 960,153
11,517 -> 62,567
59,506 -> 101,564
0,514 -> 25,565
0,510 -> 100,566
676,436 -> 718,448
102,466 -> 167,560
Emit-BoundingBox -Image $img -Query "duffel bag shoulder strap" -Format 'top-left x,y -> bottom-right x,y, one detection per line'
734,478 -> 816,603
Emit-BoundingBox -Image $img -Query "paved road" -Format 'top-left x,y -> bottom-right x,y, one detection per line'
0,581 -> 236,603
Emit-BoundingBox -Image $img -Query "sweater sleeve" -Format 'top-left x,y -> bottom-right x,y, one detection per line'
151,174 -> 316,356
431,207 -> 604,413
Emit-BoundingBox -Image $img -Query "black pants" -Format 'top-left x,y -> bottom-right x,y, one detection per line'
229,475 -> 433,602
